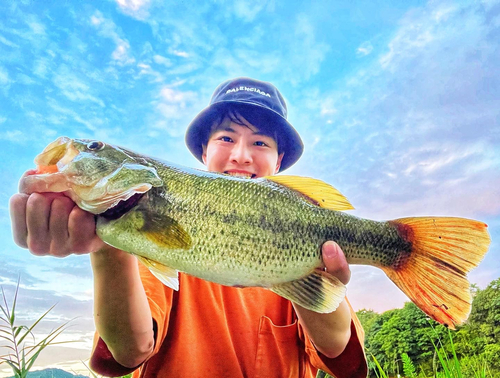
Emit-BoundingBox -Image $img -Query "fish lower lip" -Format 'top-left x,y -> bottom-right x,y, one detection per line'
100,193 -> 145,220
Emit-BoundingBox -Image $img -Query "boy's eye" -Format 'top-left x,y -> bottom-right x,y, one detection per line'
254,141 -> 268,147
220,136 -> 233,142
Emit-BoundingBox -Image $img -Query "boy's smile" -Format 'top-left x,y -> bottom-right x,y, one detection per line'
202,121 -> 284,178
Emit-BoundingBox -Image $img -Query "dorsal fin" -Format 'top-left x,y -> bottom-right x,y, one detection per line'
265,175 -> 354,211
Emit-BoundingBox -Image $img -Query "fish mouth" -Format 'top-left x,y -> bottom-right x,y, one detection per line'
20,137 -> 80,195
21,137 -> 163,215
34,136 -> 79,173
100,192 -> 145,220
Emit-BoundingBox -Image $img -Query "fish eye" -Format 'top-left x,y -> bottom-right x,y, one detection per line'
87,141 -> 105,151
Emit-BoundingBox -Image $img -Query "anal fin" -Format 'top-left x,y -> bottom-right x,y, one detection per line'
137,256 -> 179,291
271,270 -> 346,313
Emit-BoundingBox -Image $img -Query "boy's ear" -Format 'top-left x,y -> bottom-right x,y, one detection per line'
201,144 -> 207,165
275,153 -> 285,173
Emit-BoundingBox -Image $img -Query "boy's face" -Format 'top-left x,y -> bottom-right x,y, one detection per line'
202,119 -> 284,178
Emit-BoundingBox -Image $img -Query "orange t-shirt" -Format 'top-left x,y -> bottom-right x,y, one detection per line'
91,263 -> 367,378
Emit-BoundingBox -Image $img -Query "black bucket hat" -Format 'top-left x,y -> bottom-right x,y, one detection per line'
185,77 -> 303,172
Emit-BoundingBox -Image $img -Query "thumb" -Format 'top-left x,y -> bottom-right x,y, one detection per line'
322,241 -> 351,285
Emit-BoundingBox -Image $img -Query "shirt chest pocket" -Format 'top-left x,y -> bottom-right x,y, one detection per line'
254,316 -> 302,378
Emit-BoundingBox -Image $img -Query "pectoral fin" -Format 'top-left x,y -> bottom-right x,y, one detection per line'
141,212 -> 192,250
264,175 -> 354,211
271,270 -> 346,313
137,256 -> 179,290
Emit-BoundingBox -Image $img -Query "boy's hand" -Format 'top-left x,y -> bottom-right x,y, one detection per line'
321,241 -> 351,285
10,192 -> 106,257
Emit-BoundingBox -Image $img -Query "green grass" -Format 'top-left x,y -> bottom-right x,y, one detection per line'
0,279 -> 70,378
368,329 -> 493,378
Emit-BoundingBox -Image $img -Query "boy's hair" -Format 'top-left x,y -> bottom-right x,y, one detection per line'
202,105 -> 283,154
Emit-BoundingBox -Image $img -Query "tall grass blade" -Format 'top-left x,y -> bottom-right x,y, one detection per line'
9,278 -> 20,325
371,355 -> 389,378
16,304 -> 56,345
0,280 -> 70,377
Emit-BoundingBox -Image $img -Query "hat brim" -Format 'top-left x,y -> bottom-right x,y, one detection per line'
185,101 -> 303,172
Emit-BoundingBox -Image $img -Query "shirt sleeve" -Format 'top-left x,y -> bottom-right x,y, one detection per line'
89,263 -> 174,376
298,298 -> 368,378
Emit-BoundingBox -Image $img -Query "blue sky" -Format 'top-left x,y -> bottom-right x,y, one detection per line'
0,0 -> 499,374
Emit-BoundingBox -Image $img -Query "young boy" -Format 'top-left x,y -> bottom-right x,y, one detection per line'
10,78 -> 367,377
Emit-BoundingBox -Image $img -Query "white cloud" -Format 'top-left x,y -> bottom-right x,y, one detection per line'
0,66 -> 10,84
401,145 -> 479,176
156,87 -> 197,121
377,3 -> 463,70
149,86 -> 202,140
137,63 -> 164,82
47,99 -> 103,132
284,14 -> 330,83
0,130 -> 24,142
16,73 -> 36,85
380,28 -> 435,70
171,50 -> 189,58
160,87 -> 196,103
26,20 -> 46,35
233,49 -> 281,73
432,5 -> 457,22
52,66 -> 105,107
115,0 -> 151,19
116,0 -> 150,11
90,11 -> 135,65
320,97 -> 338,116
153,54 -> 172,66
0,35 -> 18,48
232,0 -> 273,22
112,40 -> 135,65
33,57 -> 51,78
356,41 -> 373,57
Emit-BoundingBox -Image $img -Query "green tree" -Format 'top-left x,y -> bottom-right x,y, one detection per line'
356,278 -> 500,378
465,278 -> 500,373
468,278 -> 500,345
364,302 -> 447,377
356,309 -> 380,334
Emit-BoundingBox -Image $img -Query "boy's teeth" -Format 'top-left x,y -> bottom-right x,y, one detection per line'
227,172 -> 253,178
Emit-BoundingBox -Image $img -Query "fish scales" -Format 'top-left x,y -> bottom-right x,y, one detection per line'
97,160 -> 412,288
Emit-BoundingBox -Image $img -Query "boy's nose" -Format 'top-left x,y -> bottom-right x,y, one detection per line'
230,143 -> 252,165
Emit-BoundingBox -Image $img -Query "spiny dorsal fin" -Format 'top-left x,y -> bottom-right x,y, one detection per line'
271,270 -> 346,313
137,256 -> 179,290
265,175 -> 354,211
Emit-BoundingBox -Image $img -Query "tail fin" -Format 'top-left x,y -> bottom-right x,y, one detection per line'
382,217 -> 490,329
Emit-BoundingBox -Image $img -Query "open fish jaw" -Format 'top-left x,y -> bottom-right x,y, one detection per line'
20,137 -> 164,215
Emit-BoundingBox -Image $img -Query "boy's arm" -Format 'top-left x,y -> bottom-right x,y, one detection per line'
292,241 -> 352,358
9,192 -> 155,368
91,248 -> 154,368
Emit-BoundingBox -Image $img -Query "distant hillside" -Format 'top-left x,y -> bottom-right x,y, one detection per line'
7,368 -> 89,378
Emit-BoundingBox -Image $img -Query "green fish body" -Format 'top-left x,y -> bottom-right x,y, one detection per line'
20,137 -> 491,329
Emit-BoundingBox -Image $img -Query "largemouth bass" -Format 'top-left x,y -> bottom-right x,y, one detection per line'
19,137 -> 491,329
